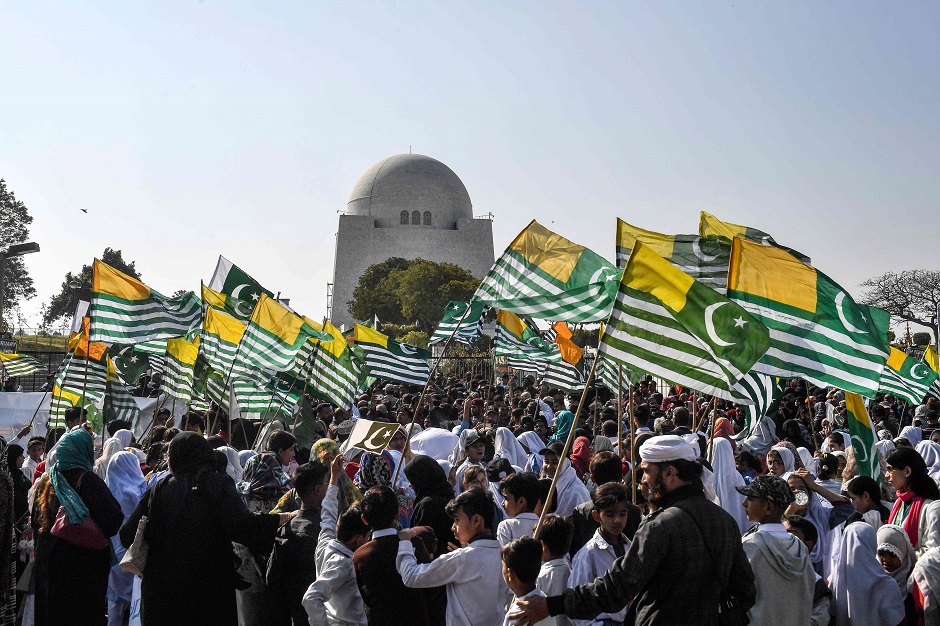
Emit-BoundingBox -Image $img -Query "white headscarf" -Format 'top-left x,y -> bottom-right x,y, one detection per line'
105,450 -> 148,519
494,427 -> 528,468
96,436 -> 127,480
798,447 -> 817,475
219,446 -> 243,483
876,524 -> 916,595
547,458 -> 591,517
113,429 -> 134,448
238,449 -> 258,467
711,438 -> 750,534
900,425 -> 923,446
912,547 -> 940,621
516,431 -> 545,456
409,427 -> 459,461
917,440 -> 940,482
769,446 -> 795,475
639,435 -> 696,462
829,523 -> 905,626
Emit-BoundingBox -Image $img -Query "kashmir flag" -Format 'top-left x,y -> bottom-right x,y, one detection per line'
202,282 -> 256,323
208,256 -> 273,305
541,360 -> 585,392
732,372 -> 783,440
599,240 -> 770,401
617,218 -> 730,291
727,238 -> 890,397
238,294 -> 322,374
161,336 -> 201,402
0,353 -> 44,377
103,357 -> 140,425
879,347 -> 940,404
922,346 -> 940,401
595,355 -> 630,396
49,352 -> 108,425
699,211 -> 811,264
429,301 -> 486,346
353,324 -> 430,386
89,260 -> 201,344
309,320 -> 363,409
474,221 -> 622,322
494,310 -> 563,365
201,307 -> 249,406
845,392 -> 880,480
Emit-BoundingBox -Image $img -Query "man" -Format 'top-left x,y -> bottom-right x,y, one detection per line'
511,435 -> 756,625
670,407 -> 706,457
633,404 -> 653,435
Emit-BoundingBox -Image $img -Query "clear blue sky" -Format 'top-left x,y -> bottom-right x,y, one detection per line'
2,2 -> 938,334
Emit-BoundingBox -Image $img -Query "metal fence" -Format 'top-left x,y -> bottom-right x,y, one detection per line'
5,350 -> 65,392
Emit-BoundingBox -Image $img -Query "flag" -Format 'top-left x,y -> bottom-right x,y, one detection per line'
238,294 -> 322,374
429,301 -> 486,346
89,259 -> 201,344
732,373 -> 783,440
727,237 -> 890,397
552,322 -> 583,366
494,310 -> 563,364
103,357 -> 140,426
473,220 -> 622,322
879,347 -> 940,405
309,320 -> 364,409
105,344 -> 152,386
541,360 -> 585,392
162,336 -> 201,402
208,255 -> 273,305
202,282 -> 256,323
0,353 -> 44,377
923,346 -> 940,401
353,324 -> 430,386
699,211 -> 811,264
49,353 -> 107,425
599,240 -> 771,401
845,392 -> 880,480
507,357 -> 541,373
596,355 -> 630,396
346,419 -> 400,453
617,218 -> 730,291
201,307 -> 248,406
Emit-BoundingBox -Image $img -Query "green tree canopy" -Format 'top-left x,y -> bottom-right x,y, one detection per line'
0,179 -> 37,331
44,248 -> 141,325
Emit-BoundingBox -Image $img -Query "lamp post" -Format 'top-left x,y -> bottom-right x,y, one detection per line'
0,242 -> 40,333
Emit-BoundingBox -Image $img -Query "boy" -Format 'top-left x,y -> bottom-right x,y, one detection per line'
502,537 -> 548,626
396,488 -> 508,626
497,472 -> 542,545
784,515 -> 831,626
536,515 -> 573,626
569,451 -> 640,557
303,456 -> 371,626
569,483 -> 631,625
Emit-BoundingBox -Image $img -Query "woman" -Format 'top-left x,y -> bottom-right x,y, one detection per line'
828,523 -> 905,626
767,447 -> 795,477
885,446 -> 940,556
712,414 -> 737,452
569,436 -> 592,480
7,444 -> 31,539
311,438 -> 360,512
785,469 -> 853,579
516,431 -> 545,475
876,524 -> 917,624
493,427 -> 528,468
105,451 -> 148,626
356,450 -> 416,527
405,454 -> 457,554
120,432 -> 291,625
94,430 -> 134,481
218,446 -> 243,484
815,453 -> 843,494
916,440 -> 940,485
32,429 -> 124,626
711,437 -> 750,534
900,425 -> 923,447
237,430 -> 295,513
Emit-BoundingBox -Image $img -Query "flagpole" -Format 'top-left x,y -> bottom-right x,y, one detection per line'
616,363 -> 623,461
20,387 -> 51,438
534,355 -> 600,539
693,395 -> 716,434
140,394 -> 168,449
706,397 -> 718,463
251,342 -> 320,451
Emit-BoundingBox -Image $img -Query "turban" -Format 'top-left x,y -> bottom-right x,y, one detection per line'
639,435 -> 697,463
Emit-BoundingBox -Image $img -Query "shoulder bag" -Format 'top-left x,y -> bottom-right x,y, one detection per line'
50,472 -> 109,551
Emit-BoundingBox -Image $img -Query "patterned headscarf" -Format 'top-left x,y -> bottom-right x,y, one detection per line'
50,429 -> 95,524
312,438 -> 361,510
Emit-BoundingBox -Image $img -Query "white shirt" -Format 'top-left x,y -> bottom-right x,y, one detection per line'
21,457 -> 38,483
302,484 -> 367,626
570,529 -> 631,625
756,523 -> 791,539
397,535 -> 509,626
537,558 -> 573,626
454,459 -> 483,495
497,512 -> 540,546
504,587 -> 549,626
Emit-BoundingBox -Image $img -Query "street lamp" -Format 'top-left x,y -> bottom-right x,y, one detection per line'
0,242 -> 40,333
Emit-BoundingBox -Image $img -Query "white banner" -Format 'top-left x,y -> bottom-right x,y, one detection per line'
0,392 -> 161,440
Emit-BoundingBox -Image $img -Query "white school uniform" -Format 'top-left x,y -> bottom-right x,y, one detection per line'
569,529 -> 630,626
397,535 -> 509,626
504,587 -> 550,626
537,558 -> 573,626
302,484 -> 367,626
497,512 -> 540,546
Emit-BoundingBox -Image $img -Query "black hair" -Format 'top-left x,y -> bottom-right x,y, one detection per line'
602,420 -> 618,438
361,485 -> 399,529
672,407 -> 691,427
149,427 -> 167,447
212,449 -> 228,474
337,503 -> 370,542
64,406 -> 86,426
817,453 -> 840,479
829,432 -> 845,447
589,451 -> 623,486
592,482 -> 628,510
293,461 -> 328,500
445,487 -> 495,531
539,514 -> 573,558
655,458 -> 703,483
633,404 -> 651,426
107,419 -> 132,436
887,447 -> 940,500
784,514 -> 818,548
181,411 -> 206,431
206,435 -> 226,449
735,449 -> 762,474
845,476 -> 891,521
145,442 -> 165,466
162,428 -> 180,443
538,478 -> 557,514
268,430 -> 296,454
499,472 -> 540,513
501,536 -> 542,584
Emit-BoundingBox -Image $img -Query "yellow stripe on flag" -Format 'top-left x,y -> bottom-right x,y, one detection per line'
201,282 -> 227,310
167,335 -> 200,365
886,347 -> 908,372
845,392 -> 873,429
624,241 -> 694,313
353,323 -> 389,349
93,259 -> 150,301
319,320 -> 349,359
509,220 -> 585,284
204,307 -> 246,345
251,294 -> 306,345
728,238 -> 817,313
617,218 -> 676,259
699,211 -> 748,239
54,384 -> 81,407
926,346 -> 940,374
497,310 -> 528,341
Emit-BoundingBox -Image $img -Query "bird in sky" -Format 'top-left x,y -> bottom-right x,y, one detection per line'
80,208 -> 87,213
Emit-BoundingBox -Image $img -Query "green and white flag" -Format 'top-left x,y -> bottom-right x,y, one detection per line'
238,294 -> 323,375
429,301 -> 486,346
161,336 -> 201,402
474,221 -> 622,322
49,354 -> 108,425
879,347 -> 939,405
0,353 -> 44,377
208,255 -> 273,305
732,372 -> 783,440
596,355 -> 630,396
700,211 -> 811,265
353,324 -> 430,386
727,238 -> 890,397
89,259 -> 202,344
309,320 -> 364,409
541,360 -> 585,392
106,344 -> 153,386
845,392 -> 880,480
103,358 -> 140,425
599,241 -> 771,402
494,310 -> 563,364
202,282 -> 256,324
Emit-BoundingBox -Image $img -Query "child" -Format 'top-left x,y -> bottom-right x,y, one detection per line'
396,488 -> 508,626
569,483 -> 631,625
454,430 -> 487,494
536,514 -> 573,626
502,537 -> 548,626
784,515 -> 831,626
497,472 -> 541,546
303,456 -> 371,626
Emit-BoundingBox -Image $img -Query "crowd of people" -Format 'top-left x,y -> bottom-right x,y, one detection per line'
3,369 -> 940,626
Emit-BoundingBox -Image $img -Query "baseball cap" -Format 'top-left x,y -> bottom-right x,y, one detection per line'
735,474 -> 795,509
465,429 -> 485,447
486,458 -> 514,482
539,440 -> 565,457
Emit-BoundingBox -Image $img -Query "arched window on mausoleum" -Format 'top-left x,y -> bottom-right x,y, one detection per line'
423,211 -> 432,225
400,211 -> 409,225
412,211 -> 421,225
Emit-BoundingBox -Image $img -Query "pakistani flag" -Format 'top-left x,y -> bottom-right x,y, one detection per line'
879,347 -> 940,404
106,344 -> 152,386
732,372 -> 783,440
429,301 -> 486,346
727,237 -> 890,397
617,218 -> 730,291
0,353 -> 44,377
845,392 -> 880,480
89,260 -> 202,344
494,310 -> 563,364
202,282 -> 256,323
103,358 -> 140,425
353,324 -> 430,386
162,336 -> 201,402
208,255 -> 272,305
309,320 -> 363,409
599,240 -> 771,402
699,211 -> 811,264
474,221 -> 622,322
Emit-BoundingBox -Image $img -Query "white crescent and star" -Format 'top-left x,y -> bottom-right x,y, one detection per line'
692,237 -> 719,263
910,364 -> 928,381
230,283 -> 251,300
398,344 -> 418,356
704,302 -> 736,347
835,292 -> 867,334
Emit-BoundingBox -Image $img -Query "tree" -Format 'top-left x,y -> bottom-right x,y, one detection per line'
348,257 -> 413,326
913,332 -> 932,347
861,270 -> 940,341
44,248 -> 141,325
0,180 -> 37,330
399,330 -> 430,349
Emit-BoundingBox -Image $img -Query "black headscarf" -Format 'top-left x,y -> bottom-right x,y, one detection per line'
405,454 -> 455,502
168,432 -> 215,476
6,444 -> 23,476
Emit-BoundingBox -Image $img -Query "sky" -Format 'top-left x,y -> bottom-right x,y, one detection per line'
2,2 -> 939,336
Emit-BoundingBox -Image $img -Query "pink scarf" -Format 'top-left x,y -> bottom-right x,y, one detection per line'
889,489 -> 925,548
